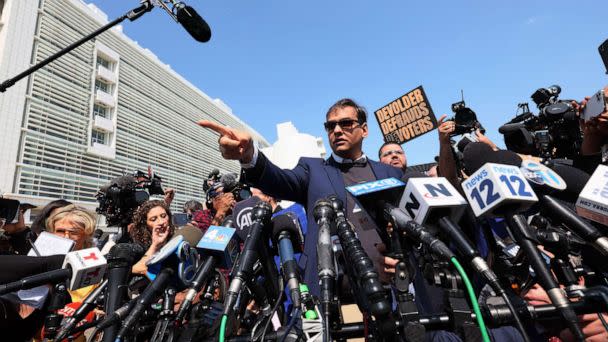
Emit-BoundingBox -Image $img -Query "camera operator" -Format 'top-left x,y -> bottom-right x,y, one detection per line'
192,182 -> 236,233
183,199 -> 204,215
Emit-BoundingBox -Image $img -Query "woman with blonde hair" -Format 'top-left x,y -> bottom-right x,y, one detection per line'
46,204 -> 96,251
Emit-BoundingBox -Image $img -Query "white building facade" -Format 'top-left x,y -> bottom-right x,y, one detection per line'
0,0 -> 268,213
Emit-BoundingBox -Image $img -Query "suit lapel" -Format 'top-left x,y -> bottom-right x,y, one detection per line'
368,160 -> 386,180
322,159 -> 347,209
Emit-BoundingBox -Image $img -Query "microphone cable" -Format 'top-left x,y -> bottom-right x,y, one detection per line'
257,277 -> 284,342
450,257 -> 490,342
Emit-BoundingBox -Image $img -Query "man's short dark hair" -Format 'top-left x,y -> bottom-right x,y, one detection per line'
326,98 -> 367,124
183,200 -> 204,213
378,141 -> 403,158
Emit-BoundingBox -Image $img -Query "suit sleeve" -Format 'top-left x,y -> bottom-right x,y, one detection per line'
240,152 -> 309,204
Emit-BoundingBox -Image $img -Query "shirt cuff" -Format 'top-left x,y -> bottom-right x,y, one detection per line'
240,142 -> 259,169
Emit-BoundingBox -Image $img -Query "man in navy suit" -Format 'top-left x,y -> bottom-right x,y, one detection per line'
199,98 -> 402,296
199,99 -> 526,341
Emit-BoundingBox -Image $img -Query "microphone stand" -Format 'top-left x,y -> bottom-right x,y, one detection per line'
151,286 -> 177,342
0,2 -> 154,93
43,282 -> 71,341
390,231 -> 425,342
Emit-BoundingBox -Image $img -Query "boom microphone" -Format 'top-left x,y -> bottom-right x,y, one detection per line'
176,4 -> 212,42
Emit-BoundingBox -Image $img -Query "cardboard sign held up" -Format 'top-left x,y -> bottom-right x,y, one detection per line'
374,85 -> 438,144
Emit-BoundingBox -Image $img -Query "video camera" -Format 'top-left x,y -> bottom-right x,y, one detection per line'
500,85 -> 582,160
96,170 -> 164,227
203,170 -> 251,209
449,93 -> 485,137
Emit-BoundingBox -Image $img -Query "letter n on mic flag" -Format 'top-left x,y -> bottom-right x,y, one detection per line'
374,85 -> 438,144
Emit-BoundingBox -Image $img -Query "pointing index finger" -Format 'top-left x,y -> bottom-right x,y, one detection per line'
198,120 -> 232,136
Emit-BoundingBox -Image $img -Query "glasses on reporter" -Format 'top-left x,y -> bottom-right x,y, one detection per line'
381,149 -> 404,158
323,119 -> 360,133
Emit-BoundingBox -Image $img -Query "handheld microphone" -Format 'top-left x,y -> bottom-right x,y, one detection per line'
152,1 -> 211,42
102,243 -> 144,342
146,231 -> 199,289
461,161 -> 584,341
116,268 -> 174,340
0,247 -> 107,295
272,211 -> 304,307
223,201 -> 273,317
175,225 -> 239,323
576,164 -> 608,226
326,196 -> 396,338
541,195 -> 608,256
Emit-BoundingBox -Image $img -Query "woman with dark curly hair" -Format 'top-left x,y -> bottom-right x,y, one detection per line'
130,200 -> 175,275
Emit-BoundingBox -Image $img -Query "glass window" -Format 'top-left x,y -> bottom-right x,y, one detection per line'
96,56 -> 112,70
93,104 -> 109,118
95,79 -> 110,93
91,129 -> 107,145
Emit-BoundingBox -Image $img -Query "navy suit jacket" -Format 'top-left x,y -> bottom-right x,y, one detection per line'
241,152 -> 402,296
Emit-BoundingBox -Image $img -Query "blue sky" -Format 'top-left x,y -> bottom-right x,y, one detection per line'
89,1 -> 608,166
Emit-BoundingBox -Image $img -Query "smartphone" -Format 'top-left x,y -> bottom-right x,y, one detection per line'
583,89 -> 608,121
172,213 -> 191,227
599,38 -> 608,74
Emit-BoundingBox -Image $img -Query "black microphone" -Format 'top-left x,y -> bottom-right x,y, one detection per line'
313,199 -> 336,342
116,268 -> 174,340
102,243 -> 145,342
95,297 -> 137,330
176,4 -> 212,42
0,248 -> 107,295
55,279 -> 109,341
540,195 -> 608,256
223,201 -> 273,316
272,212 -> 304,307
0,254 -> 65,284
327,196 -> 396,338
221,214 -> 235,227
175,223 -> 239,323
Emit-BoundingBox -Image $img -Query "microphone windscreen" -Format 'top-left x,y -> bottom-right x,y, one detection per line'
220,172 -> 238,191
107,243 -> 145,265
176,5 -> 211,43
175,225 -> 204,246
271,213 -> 304,251
233,196 -> 263,241
462,143 -> 522,174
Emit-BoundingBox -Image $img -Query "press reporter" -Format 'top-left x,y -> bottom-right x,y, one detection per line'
129,200 -> 174,275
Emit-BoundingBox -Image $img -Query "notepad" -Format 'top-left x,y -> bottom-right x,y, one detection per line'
27,231 -> 74,256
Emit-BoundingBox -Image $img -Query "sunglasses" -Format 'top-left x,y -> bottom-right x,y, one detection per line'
323,119 -> 361,133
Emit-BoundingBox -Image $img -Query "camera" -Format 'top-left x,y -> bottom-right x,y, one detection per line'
501,85 -> 582,160
204,171 -> 251,209
450,98 -> 485,137
96,170 -> 165,227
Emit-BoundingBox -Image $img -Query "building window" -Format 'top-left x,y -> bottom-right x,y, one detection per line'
93,104 -> 109,118
96,55 -> 114,71
95,79 -> 111,93
91,129 -> 107,145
